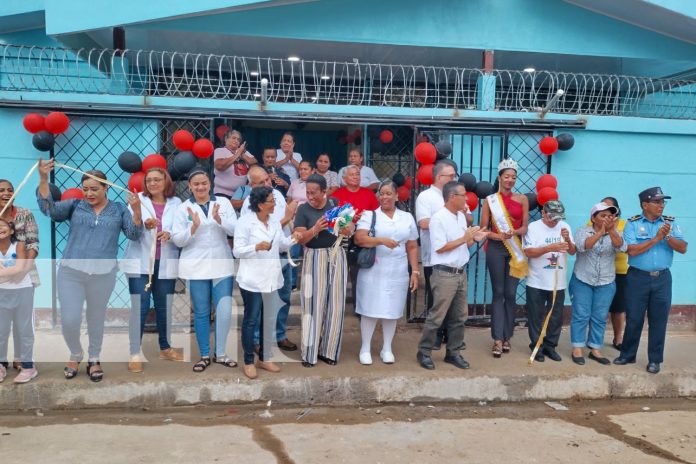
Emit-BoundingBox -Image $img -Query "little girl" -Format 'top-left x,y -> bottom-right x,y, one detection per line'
0,218 -> 37,383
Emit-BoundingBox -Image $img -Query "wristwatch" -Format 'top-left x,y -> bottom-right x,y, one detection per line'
411,270 -> 421,275
664,234 -> 672,242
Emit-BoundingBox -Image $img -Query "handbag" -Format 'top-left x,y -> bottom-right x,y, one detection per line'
355,210 -> 378,269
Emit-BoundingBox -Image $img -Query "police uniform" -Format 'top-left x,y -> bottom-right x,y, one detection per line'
618,187 -> 686,370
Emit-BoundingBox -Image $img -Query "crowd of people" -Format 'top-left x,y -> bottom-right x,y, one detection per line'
0,131 -> 688,384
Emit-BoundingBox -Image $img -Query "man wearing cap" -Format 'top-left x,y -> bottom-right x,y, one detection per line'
523,200 -> 576,362
614,187 -> 687,374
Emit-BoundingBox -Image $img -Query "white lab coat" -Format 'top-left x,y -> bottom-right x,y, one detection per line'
233,213 -> 293,293
121,194 -> 182,279
172,196 -> 237,280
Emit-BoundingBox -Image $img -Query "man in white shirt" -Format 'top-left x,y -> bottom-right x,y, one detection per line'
337,149 -> 380,190
417,181 -> 480,370
415,160 -> 473,349
241,166 -> 299,352
276,132 -> 303,181
523,200 -> 576,363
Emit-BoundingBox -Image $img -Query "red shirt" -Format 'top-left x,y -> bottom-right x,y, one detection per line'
331,187 -> 378,219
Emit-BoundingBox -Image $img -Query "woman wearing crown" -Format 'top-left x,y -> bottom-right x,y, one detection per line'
479,158 -> 530,358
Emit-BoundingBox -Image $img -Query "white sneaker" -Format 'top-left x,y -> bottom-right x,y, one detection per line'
359,352 -> 373,365
380,351 -> 395,364
14,367 -> 38,384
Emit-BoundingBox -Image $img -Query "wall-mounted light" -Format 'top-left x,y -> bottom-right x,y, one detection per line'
288,56 -> 300,62
523,67 -> 536,73
250,71 -> 259,76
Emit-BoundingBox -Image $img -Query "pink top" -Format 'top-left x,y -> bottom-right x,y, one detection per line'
213,147 -> 250,197
287,178 -> 308,204
153,203 -> 165,260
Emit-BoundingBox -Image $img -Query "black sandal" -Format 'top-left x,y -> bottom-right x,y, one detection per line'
212,354 -> 238,368
318,355 -> 337,366
86,361 -> 104,383
64,356 -> 83,380
302,361 -> 314,368
192,357 -> 211,373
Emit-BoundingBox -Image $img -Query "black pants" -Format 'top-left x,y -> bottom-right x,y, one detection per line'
486,241 -> 520,341
526,286 -> 565,352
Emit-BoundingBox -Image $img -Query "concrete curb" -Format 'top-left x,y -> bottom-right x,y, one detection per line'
3,370 -> 696,411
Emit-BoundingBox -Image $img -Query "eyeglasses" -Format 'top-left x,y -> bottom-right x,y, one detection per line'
648,199 -> 666,205
264,197 -> 276,203
438,173 -> 457,179
145,178 -> 164,184
451,192 -> 467,197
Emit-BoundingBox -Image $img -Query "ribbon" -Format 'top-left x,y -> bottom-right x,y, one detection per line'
0,161 -> 39,218
487,193 -> 528,279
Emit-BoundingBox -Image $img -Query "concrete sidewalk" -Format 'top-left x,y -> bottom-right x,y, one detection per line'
2,314 -> 696,411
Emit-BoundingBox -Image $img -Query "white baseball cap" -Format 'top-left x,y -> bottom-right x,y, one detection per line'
590,202 -> 618,217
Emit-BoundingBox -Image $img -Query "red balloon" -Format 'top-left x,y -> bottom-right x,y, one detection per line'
414,142 -> 437,165
23,113 -> 46,134
142,154 -> 167,172
397,185 -> 410,202
465,191 -> 479,212
404,176 -> 413,189
346,134 -> 356,144
215,125 -> 229,141
535,174 -> 558,192
417,164 -> 435,186
537,187 -> 559,206
379,130 -> 393,144
192,139 -> 214,158
539,136 -> 559,156
61,187 -> 84,201
44,112 -> 70,135
353,128 -> 362,138
172,130 -> 195,151
128,171 -> 146,193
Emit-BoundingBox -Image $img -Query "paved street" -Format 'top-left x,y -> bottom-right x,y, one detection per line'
1,398 -> 695,463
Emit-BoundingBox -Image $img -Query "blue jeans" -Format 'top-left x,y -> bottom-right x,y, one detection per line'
188,276 -> 234,358
253,261 -> 292,344
57,266 -> 117,361
0,287 -> 35,369
128,260 -> 176,356
569,275 -> 616,349
240,288 -> 266,365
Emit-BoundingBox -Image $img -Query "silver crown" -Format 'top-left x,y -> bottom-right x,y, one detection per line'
497,158 -> 518,172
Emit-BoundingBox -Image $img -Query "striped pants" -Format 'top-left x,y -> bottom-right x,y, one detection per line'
300,247 -> 347,364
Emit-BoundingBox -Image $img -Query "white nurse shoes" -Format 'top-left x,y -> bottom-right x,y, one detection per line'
380,351 -> 395,364
359,352 -> 373,365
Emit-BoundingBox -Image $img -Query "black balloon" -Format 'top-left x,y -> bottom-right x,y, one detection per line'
474,181 -> 495,199
526,192 -> 539,211
435,140 -> 453,158
458,173 -> 477,191
48,183 -> 62,201
556,133 -> 575,151
169,151 -> 197,180
118,151 -> 142,173
32,131 -> 55,152
392,172 -> 406,187
354,137 -> 362,146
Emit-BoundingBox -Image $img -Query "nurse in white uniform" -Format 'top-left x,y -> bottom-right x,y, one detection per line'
353,180 -> 420,365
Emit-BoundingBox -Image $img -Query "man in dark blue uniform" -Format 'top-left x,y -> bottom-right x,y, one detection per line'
614,187 -> 687,374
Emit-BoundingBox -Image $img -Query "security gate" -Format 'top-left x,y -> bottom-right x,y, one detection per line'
367,126 -> 550,323
51,114 -> 214,326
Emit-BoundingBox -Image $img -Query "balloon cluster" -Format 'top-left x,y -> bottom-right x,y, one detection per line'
392,173 -> 413,202
456,172 -> 494,212
170,130 -> 214,180
414,141 -> 437,186
535,174 -> 559,207
117,152 -> 168,193
539,133 -> 575,156
338,128 -> 363,146
324,203 -> 356,234
23,112 -> 71,152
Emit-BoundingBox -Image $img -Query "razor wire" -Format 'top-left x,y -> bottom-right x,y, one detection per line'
1,44 -> 694,119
